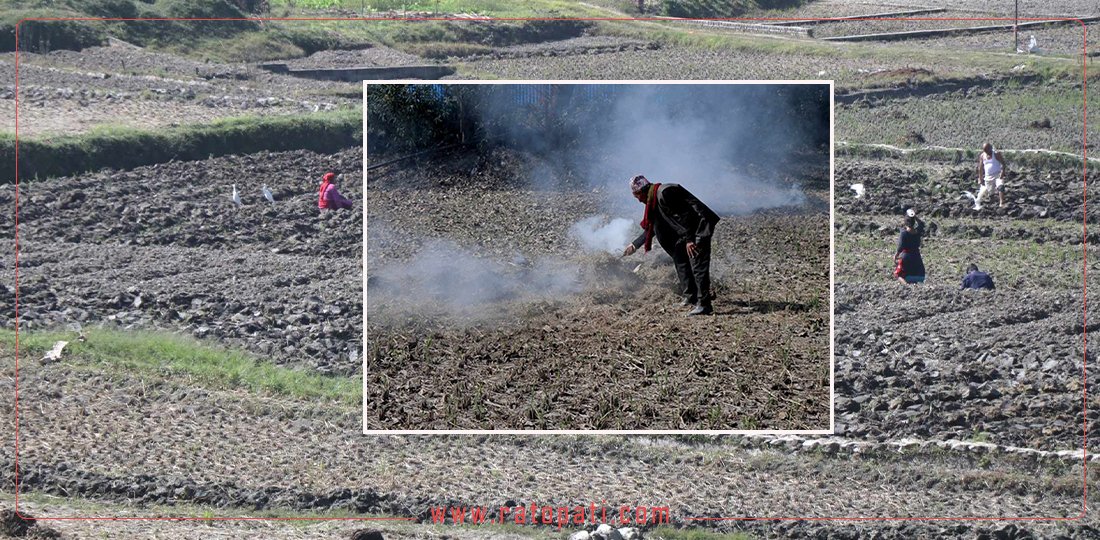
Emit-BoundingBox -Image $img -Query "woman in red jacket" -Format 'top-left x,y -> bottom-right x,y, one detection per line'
318,172 -> 354,210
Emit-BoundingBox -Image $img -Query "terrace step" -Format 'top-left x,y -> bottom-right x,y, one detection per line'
767,7 -> 948,26
821,16 -> 1100,42
258,64 -> 455,81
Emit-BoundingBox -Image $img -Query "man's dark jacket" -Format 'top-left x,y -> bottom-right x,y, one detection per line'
630,183 -> 721,253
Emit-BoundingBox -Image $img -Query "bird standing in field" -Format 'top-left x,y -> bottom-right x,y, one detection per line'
231,184 -> 242,207
262,184 -> 275,204
850,183 -> 865,198
962,191 -> 981,210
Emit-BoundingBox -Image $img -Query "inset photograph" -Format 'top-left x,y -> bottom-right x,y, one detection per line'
365,82 -> 832,431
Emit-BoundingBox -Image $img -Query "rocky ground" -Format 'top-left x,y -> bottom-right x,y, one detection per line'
739,0 -> 938,19
3,1 -> 1100,538
439,36 -> 660,63
1,43 -> 360,137
833,155 -> 1095,453
833,159 -> 1091,223
0,148 -> 363,374
455,43 -> 957,85
839,0 -> 1098,17
1,345 -> 1096,539
807,11 -> 1051,39
906,23 -> 1098,56
836,82 -> 1089,154
365,148 -> 831,430
281,46 -> 425,69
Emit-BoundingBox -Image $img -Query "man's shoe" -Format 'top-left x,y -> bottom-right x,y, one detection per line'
687,304 -> 713,316
680,298 -> 697,307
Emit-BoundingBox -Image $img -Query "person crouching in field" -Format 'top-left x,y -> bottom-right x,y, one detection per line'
621,174 -> 721,316
976,142 -> 1007,208
961,263 -> 995,290
893,215 -> 926,285
318,172 -> 354,210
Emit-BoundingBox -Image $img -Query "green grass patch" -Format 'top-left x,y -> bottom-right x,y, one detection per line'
834,227 -> 1086,290
0,328 -> 361,404
837,84 -> 1092,154
837,143 -> 1093,169
2,108 -> 362,182
271,0 -> 602,17
2,0 -> 372,61
173,30 -> 307,62
1,0 -> 260,53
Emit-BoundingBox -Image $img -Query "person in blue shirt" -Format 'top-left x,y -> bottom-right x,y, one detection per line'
961,264 -> 995,290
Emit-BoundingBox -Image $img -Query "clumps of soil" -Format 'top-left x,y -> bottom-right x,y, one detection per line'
367,212 -> 831,430
369,145 -> 588,191
1029,117 -> 1053,129
583,252 -> 645,290
349,530 -> 384,540
834,158 -> 1088,222
1,148 -> 363,374
0,510 -> 60,538
867,67 -> 936,85
897,130 -> 926,145
282,47 -> 423,69
0,510 -> 33,537
880,67 -> 934,78
439,36 -> 661,61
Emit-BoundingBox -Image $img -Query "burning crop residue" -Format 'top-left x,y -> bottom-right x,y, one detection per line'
367,239 -> 583,318
570,216 -> 638,254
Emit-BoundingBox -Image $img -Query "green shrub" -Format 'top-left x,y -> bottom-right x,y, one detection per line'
0,0 -> 264,53
61,0 -> 140,17
279,26 -> 372,54
367,85 -> 458,153
390,19 -> 591,46
0,10 -> 108,53
155,0 -> 247,19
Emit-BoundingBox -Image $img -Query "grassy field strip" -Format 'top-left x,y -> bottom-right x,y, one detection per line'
837,214 -> 1086,235
838,142 -> 1100,165
835,232 -> 1086,289
0,329 -> 361,405
1,109 -> 362,182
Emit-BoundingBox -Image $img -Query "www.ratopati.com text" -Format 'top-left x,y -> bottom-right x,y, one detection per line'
429,503 -> 672,528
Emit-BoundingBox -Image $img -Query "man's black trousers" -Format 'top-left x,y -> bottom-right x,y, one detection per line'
670,237 -> 712,306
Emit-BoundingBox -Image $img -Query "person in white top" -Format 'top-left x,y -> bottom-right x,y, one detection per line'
976,142 -> 1007,208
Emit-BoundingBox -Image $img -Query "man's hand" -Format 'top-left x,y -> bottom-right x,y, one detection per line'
686,242 -> 698,259
622,244 -> 637,257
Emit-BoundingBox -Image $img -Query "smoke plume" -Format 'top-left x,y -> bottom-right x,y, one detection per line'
569,216 -> 638,254
368,239 -> 581,314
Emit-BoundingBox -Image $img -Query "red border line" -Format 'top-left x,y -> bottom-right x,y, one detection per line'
8,15 -> 1091,523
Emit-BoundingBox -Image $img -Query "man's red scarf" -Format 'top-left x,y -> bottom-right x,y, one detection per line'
639,183 -> 661,253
